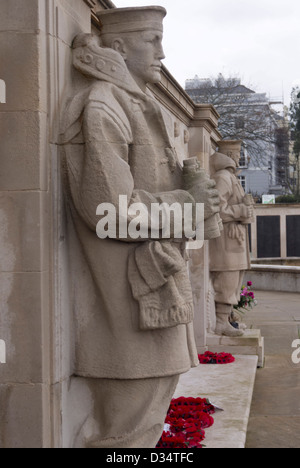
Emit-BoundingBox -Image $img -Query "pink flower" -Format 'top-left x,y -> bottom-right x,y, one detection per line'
247,281 -> 253,287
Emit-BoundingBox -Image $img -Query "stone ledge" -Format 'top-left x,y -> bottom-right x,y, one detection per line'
247,267 -> 300,293
206,329 -> 264,368
251,264 -> 300,273
173,355 -> 258,449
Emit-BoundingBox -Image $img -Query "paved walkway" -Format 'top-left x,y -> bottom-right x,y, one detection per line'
245,291 -> 300,448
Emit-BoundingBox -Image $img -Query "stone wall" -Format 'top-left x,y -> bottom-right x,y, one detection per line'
246,264 -> 300,292
0,0 -> 220,447
251,204 -> 300,260
0,0 -> 99,448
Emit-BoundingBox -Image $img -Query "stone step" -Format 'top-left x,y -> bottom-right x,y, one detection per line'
173,355 -> 258,448
206,329 -> 265,368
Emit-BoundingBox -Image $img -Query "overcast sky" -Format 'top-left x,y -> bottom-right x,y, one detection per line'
114,0 -> 300,105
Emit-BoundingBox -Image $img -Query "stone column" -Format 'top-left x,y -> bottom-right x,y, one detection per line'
0,0 -> 102,449
188,105 -> 221,352
0,0 -> 51,448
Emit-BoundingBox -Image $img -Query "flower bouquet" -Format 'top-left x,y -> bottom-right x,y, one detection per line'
231,281 -> 257,329
234,281 -> 257,314
156,397 -> 215,449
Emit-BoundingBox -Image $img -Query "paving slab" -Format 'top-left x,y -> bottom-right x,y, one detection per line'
245,291 -> 300,448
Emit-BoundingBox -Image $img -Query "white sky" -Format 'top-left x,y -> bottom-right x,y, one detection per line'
114,0 -> 300,105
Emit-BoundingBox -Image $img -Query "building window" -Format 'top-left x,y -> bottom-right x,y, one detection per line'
238,176 -> 246,191
239,147 -> 247,168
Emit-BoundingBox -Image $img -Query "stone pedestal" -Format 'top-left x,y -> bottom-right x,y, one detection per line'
206,329 -> 265,368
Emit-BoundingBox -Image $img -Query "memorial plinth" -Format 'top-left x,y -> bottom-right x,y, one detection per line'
206,329 -> 264,368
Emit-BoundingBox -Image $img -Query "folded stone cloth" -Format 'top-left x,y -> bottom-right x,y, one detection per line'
227,222 -> 245,245
128,241 -> 194,331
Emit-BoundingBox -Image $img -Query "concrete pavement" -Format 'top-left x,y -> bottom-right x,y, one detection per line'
245,291 -> 300,448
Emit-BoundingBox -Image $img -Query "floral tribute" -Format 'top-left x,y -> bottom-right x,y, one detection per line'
234,281 -> 257,315
156,397 -> 215,449
198,351 -> 235,365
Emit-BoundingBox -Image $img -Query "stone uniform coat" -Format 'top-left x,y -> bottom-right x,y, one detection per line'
209,153 -> 251,273
60,46 -> 198,379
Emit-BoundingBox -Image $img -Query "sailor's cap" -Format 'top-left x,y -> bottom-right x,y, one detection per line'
97,6 -> 167,35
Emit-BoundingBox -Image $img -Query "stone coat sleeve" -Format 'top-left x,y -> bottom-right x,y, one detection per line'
73,101 -> 195,239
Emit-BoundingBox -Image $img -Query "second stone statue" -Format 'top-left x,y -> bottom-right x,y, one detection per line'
209,140 -> 254,337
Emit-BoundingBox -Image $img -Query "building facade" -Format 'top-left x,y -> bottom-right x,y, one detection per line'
186,75 -> 289,197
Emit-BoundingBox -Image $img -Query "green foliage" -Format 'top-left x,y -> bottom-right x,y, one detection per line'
276,194 -> 300,204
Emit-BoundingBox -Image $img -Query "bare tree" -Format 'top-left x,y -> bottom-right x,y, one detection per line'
289,87 -> 300,195
186,74 -> 282,169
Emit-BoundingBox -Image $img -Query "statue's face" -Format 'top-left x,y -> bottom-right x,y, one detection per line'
118,30 -> 165,90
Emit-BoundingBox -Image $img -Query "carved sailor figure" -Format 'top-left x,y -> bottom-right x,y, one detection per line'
209,141 -> 254,337
60,6 -> 220,448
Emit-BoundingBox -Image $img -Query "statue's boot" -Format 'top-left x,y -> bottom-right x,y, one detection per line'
215,303 -> 244,337
231,310 -> 247,331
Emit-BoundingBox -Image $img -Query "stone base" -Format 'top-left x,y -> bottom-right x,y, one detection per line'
173,355 -> 258,448
206,329 -> 264,368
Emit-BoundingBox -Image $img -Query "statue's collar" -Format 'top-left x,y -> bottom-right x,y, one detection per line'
73,37 -> 145,97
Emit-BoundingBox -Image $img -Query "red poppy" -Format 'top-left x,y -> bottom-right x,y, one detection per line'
156,431 -> 188,448
156,396 -> 216,449
198,351 -> 235,365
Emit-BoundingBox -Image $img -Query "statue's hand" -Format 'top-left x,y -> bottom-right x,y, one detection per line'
188,178 -> 220,220
243,194 -> 254,206
246,206 -> 254,219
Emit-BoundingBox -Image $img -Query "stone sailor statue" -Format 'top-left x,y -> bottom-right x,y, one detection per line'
209,141 -> 254,337
60,6 -> 220,448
